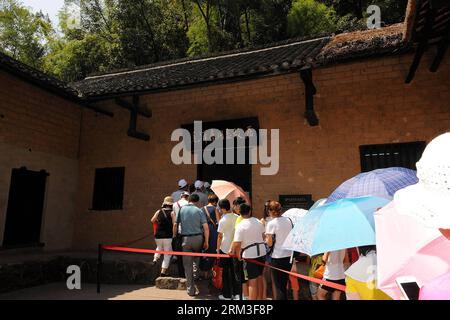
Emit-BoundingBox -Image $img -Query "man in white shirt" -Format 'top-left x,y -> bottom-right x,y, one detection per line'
216,199 -> 240,300
173,191 -> 189,223
230,203 -> 266,300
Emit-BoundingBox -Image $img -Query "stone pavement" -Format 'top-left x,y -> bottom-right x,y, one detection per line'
0,280 -> 219,300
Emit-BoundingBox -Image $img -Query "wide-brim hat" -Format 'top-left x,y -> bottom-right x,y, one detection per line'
162,196 -> 174,206
395,182 -> 450,229
394,132 -> 450,229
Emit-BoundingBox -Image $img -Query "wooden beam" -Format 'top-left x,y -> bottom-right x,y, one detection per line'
405,41 -> 428,83
115,97 -> 152,118
405,6 -> 435,83
80,102 -> 114,117
126,95 -> 150,141
430,25 -> 450,72
300,67 -> 319,127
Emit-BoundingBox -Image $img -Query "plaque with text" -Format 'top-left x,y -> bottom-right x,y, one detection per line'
279,194 -> 313,211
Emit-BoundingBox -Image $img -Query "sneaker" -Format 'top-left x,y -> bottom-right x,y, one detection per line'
233,295 -> 241,300
219,295 -> 232,300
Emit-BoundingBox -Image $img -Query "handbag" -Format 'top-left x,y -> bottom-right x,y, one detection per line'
212,259 -> 223,290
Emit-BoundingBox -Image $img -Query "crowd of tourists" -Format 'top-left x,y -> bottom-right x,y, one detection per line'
151,180 -> 379,300
150,132 -> 450,300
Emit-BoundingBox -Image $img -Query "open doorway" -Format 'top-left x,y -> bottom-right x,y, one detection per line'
2,167 -> 48,248
182,117 -> 258,198
198,147 -> 252,196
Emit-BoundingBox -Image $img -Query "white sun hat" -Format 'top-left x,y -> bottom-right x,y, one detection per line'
194,180 -> 203,189
178,179 -> 188,188
394,132 -> 450,229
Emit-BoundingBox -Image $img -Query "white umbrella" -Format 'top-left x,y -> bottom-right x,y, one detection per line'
282,208 -> 308,226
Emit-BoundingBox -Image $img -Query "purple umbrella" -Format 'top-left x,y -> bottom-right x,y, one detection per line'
326,167 -> 418,204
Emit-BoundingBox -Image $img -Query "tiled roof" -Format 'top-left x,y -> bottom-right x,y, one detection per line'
72,36 -> 331,99
0,52 -> 81,100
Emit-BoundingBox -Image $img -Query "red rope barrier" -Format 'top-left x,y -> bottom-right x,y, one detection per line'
102,245 -> 346,292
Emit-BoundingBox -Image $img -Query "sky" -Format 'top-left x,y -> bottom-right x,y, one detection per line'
21,0 -> 66,27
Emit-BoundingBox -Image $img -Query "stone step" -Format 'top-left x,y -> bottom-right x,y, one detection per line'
155,277 -> 187,290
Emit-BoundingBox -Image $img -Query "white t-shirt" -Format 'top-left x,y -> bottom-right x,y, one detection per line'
173,198 -> 188,218
266,217 -> 293,259
173,198 -> 188,234
263,216 -> 274,233
323,250 -> 347,280
234,217 -> 267,259
217,213 -> 238,253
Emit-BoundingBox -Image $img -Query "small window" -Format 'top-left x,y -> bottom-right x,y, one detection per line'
91,167 -> 125,211
359,141 -> 426,172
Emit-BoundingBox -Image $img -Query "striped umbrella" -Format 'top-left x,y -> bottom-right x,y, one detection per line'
326,167 -> 418,204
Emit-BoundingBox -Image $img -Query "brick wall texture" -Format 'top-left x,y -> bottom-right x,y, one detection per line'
71,50 -> 450,250
0,71 -> 81,250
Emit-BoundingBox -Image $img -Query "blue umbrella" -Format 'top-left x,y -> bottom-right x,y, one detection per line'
326,167 -> 418,204
282,196 -> 390,256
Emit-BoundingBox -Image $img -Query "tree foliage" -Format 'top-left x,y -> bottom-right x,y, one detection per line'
0,0 -> 409,81
0,0 -> 53,68
287,0 -> 337,38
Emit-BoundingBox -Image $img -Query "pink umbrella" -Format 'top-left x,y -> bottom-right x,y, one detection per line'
210,180 -> 251,205
375,201 -> 450,300
419,273 -> 450,300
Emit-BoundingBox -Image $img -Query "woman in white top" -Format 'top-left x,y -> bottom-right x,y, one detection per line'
265,201 -> 293,300
317,249 -> 349,300
231,203 -> 267,300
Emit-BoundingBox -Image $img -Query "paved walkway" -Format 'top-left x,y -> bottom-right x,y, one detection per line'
0,282 -> 218,300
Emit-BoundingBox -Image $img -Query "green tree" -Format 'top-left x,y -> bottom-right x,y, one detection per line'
43,0 -> 122,81
117,0 -> 188,65
250,0 -> 292,44
322,0 -> 408,26
0,0 -> 54,68
287,0 -> 337,38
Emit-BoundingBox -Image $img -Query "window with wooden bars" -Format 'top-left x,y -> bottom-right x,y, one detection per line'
91,167 -> 125,211
359,142 -> 426,172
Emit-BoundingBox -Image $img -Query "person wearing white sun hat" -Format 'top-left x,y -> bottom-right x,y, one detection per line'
192,180 -> 208,208
171,179 -> 189,201
394,132 -> 450,234
394,132 -> 450,301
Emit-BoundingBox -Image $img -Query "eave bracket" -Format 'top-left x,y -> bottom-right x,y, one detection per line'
300,67 -> 319,127
115,95 -> 151,141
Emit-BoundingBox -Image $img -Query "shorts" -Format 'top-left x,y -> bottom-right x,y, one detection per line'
243,256 -> 265,280
320,279 -> 346,293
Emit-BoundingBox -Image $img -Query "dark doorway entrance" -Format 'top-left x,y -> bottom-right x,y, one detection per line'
182,117 -> 258,197
198,147 -> 252,196
2,167 -> 48,247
